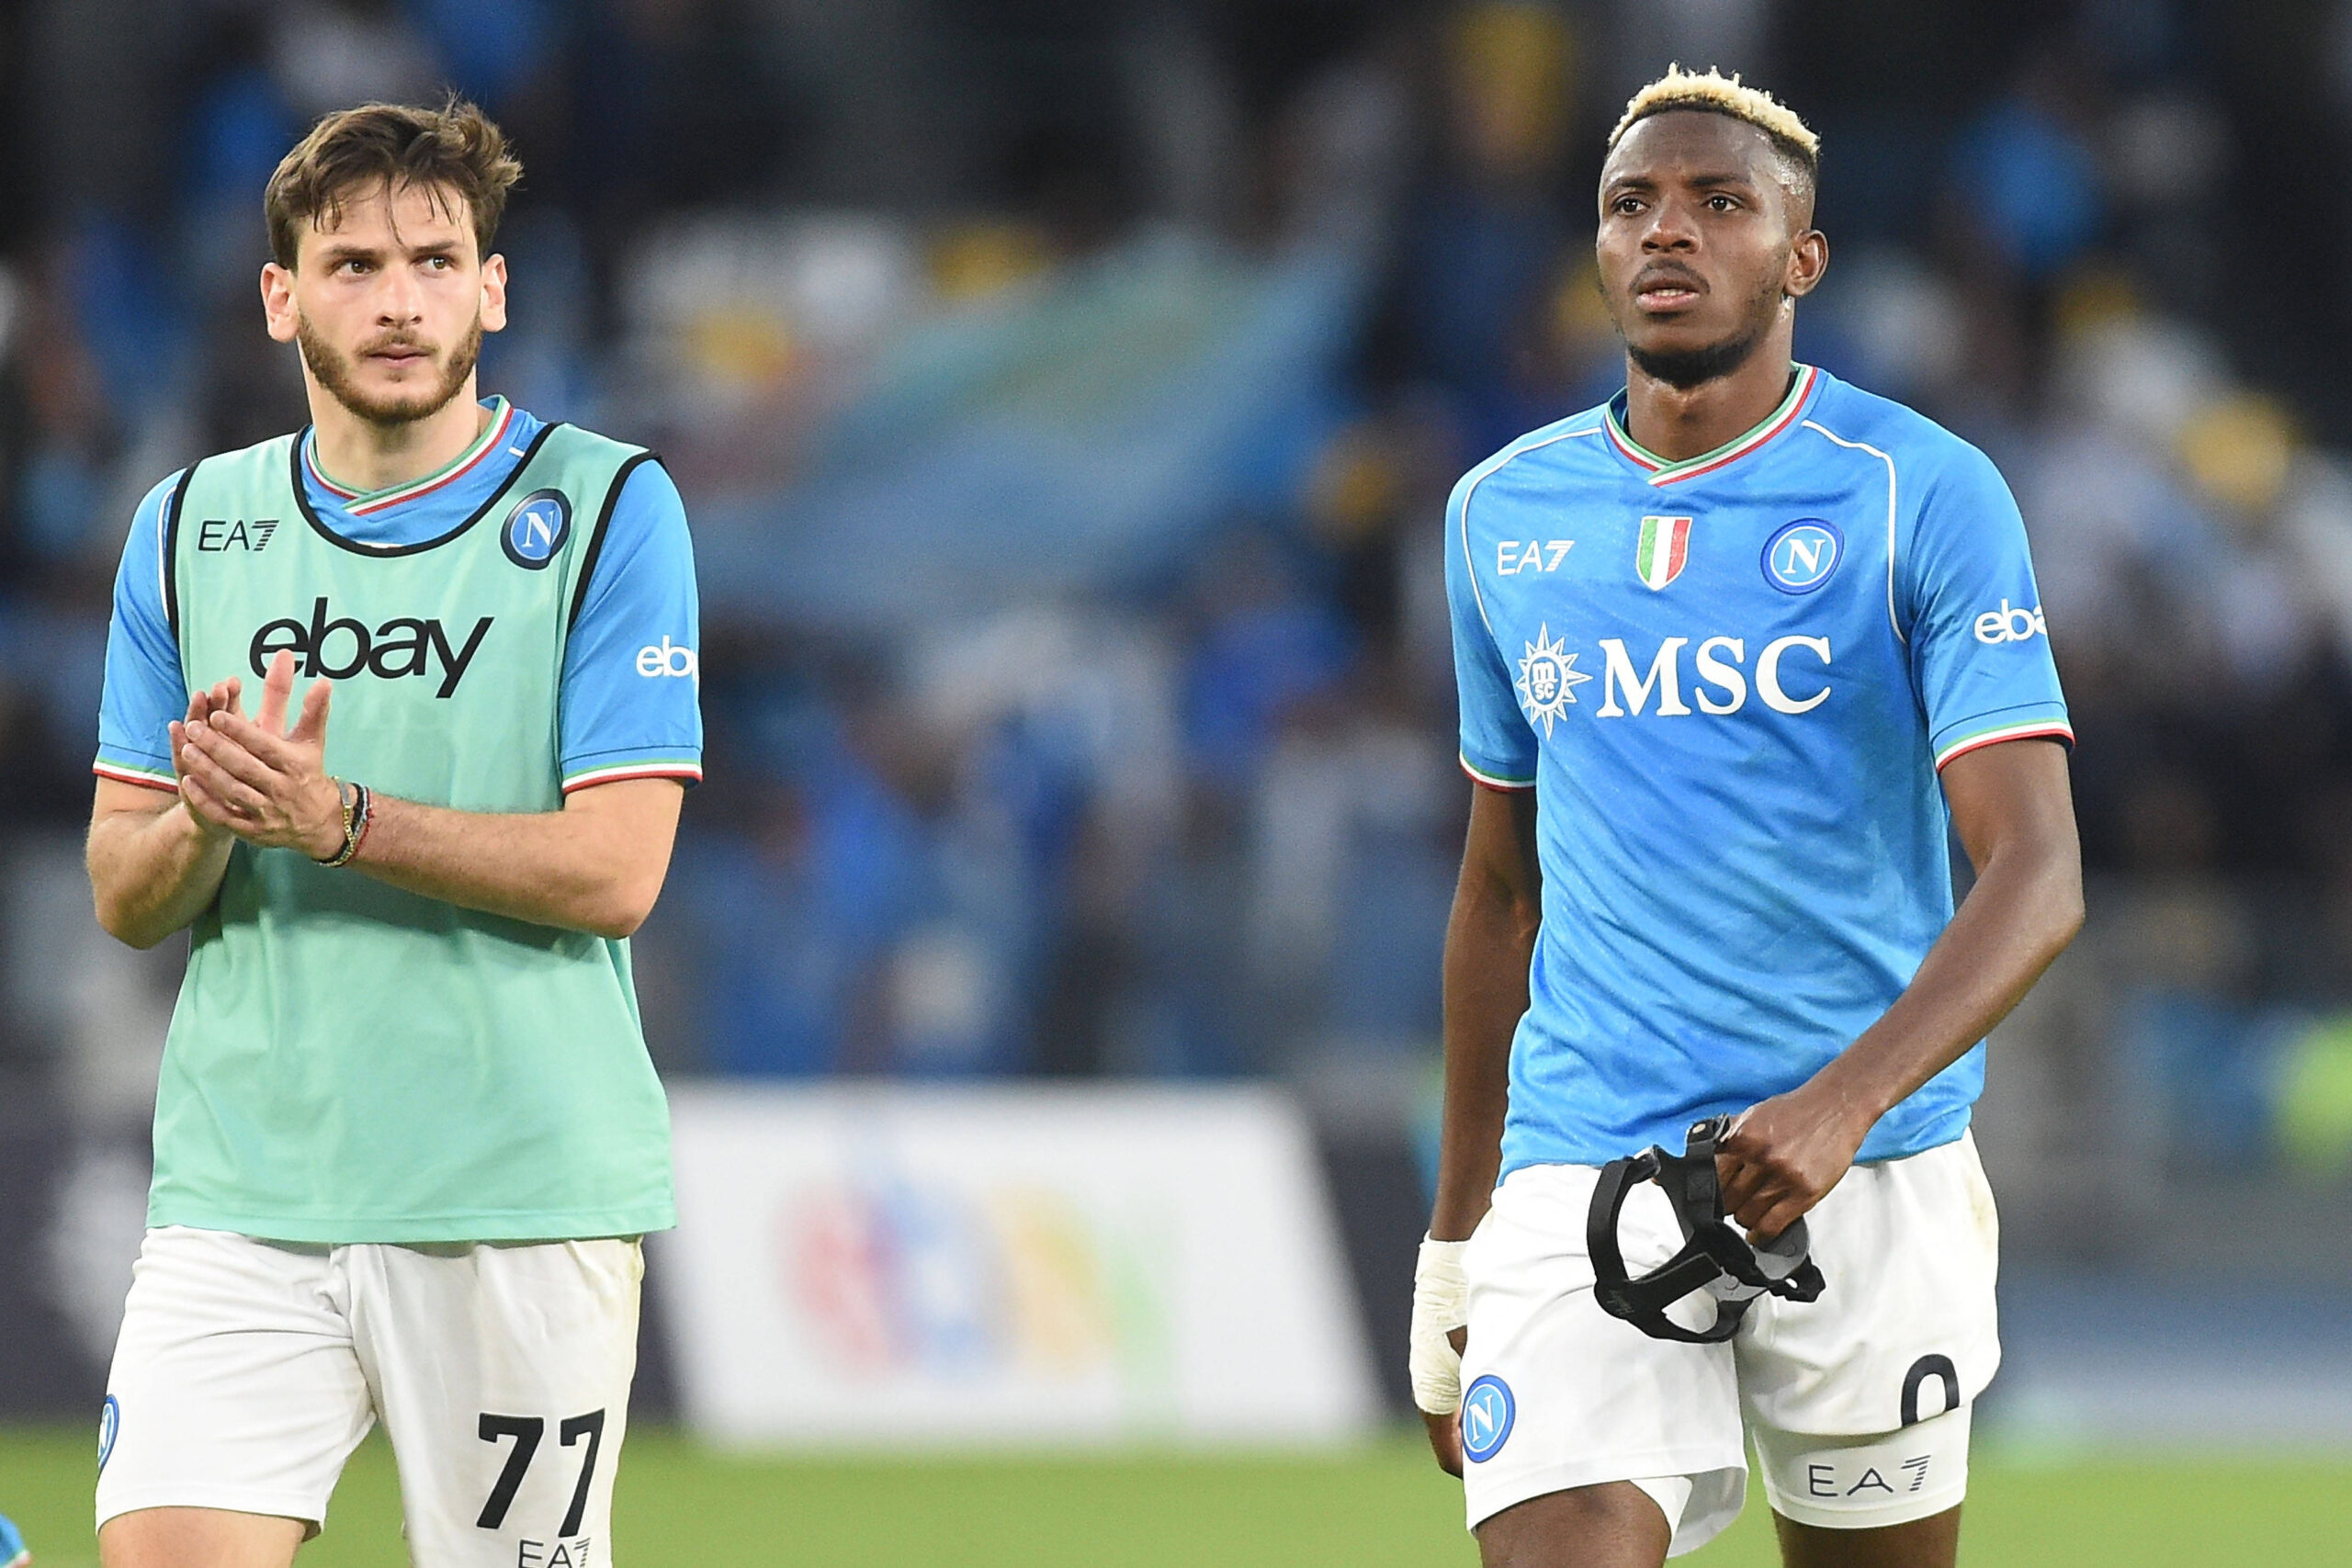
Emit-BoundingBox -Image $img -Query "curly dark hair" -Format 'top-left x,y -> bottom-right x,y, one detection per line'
264,96 -> 522,269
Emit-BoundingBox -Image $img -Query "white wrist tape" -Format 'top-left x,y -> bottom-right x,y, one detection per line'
1408,1233 -> 1472,1416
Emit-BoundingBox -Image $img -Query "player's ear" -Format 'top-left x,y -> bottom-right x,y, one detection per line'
479,252 -> 508,334
1783,228 -> 1828,300
261,262 -> 300,344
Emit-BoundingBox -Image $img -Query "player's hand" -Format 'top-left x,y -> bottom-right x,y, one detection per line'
1714,1083 -> 1873,1244
1410,1235 -> 1473,1475
1424,1402 -> 1464,1477
174,651 -> 342,858
170,686 -> 241,840
1420,1324 -> 1470,1475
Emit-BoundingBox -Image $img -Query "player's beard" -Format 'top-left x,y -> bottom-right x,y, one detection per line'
1621,265 -> 1788,391
296,312 -> 483,427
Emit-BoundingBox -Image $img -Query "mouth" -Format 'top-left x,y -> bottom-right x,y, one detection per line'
1632,269 -> 1707,313
363,343 -> 432,370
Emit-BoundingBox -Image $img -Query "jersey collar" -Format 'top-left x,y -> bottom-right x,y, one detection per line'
302,397 -> 515,515
1603,364 -> 1818,488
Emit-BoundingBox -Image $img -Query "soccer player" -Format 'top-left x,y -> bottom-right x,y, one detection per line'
1408,68 -> 2082,1568
85,101 -> 700,1568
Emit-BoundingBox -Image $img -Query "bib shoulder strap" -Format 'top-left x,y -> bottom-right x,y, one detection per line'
526,428 -> 665,631
167,434 -> 302,642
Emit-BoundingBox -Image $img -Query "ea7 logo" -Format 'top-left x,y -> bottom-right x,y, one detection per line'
1594,634 -> 1833,717
197,518 -> 278,552
1973,600 -> 2047,646
1496,539 -> 1574,575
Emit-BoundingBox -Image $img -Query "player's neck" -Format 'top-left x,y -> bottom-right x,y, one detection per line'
306,381 -> 492,496
1619,331 -> 1800,464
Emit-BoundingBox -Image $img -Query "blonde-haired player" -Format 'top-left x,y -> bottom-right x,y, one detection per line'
1409,65 -> 2080,1568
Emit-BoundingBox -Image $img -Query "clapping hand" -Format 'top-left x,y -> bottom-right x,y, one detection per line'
173,651 -> 343,860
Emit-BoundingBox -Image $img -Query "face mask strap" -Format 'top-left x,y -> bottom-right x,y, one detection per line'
1588,1115 -> 1825,1343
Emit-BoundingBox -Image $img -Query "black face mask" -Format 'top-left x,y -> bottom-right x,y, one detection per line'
1587,1114 -> 1827,1344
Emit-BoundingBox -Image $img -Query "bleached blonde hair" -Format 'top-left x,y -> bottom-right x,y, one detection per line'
1608,64 -> 1818,170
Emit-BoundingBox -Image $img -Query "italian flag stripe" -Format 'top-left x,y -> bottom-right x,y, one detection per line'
93,761 -> 178,791
1635,516 -> 1690,590
1460,754 -> 1535,791
306,400 -> 516,514
1934,721 -> 2075,771
1606,364 -> 1818,486
562,761 -> 705,793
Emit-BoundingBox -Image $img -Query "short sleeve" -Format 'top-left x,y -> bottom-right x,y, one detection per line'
1901,443 -> 2073,770
94,471 -> 191,790
558,459 -> 705,792
1447,469 -> 1538,789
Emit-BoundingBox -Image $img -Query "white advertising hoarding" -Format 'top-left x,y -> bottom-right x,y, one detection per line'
657,1083 -> 1380,1448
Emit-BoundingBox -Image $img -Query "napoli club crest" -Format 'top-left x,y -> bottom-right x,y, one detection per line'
1461,1375 -> 1516,1463
1762,518 -> 1843,593
502,489 -> 572,570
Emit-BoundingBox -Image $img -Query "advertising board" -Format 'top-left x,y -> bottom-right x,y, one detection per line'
659,1083 -> 1380,1447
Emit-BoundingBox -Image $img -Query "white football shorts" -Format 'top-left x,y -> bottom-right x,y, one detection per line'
1456,1132 -> 1999,1555
97,1225 -> 643,1568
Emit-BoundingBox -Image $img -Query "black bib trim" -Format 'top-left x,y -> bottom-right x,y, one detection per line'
568,451 -> 663,631
290,421 -> 565,558
162,463 -> 195,641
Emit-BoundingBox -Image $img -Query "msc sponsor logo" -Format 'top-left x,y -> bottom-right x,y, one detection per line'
636,637 -> 698,682
1973,599 -> 2047,646
1496,538 -> 1575,575
1594,634 -> 1832,717
1762,518 -> 1842,593
502,488 -> 571,569
196,518 -> 278,552
1460,1375 -> 1515,1463
249,597 -> 493,698
1516,625 -> 1591,736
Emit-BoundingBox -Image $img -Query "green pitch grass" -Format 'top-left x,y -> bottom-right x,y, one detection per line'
4,1426 -> 2346,1566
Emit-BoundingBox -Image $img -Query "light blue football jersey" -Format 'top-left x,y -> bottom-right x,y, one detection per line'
1446,365 -> 2071,1174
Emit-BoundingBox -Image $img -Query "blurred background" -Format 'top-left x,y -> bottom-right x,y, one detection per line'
3,0 -> 2352,1561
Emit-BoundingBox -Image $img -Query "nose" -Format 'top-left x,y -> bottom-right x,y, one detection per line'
373,262 -> 425,325
1641,195 -> 1699,253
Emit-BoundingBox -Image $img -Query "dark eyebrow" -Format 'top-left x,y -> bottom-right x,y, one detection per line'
1604,169 -> 1760,193
317,243 -> 382,265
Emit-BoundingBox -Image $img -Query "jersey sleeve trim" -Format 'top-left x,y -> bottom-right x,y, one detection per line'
93,760 -> 179,792
562,757 -> 704,793
1460,753 -> 1536,791
1933,719 -> 2075,772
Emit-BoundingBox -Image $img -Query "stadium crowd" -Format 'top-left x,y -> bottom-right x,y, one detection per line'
2,0 -> 2351,1184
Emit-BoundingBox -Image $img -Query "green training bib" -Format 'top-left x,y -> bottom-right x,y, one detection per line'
149,423 -> 675,1243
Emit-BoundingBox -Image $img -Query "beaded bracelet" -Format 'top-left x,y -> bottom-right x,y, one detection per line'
314,779 -> 372,868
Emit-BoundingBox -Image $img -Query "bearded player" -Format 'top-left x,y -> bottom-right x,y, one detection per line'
85,100 -> 699,1567
1408,69 -> 2082,1568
